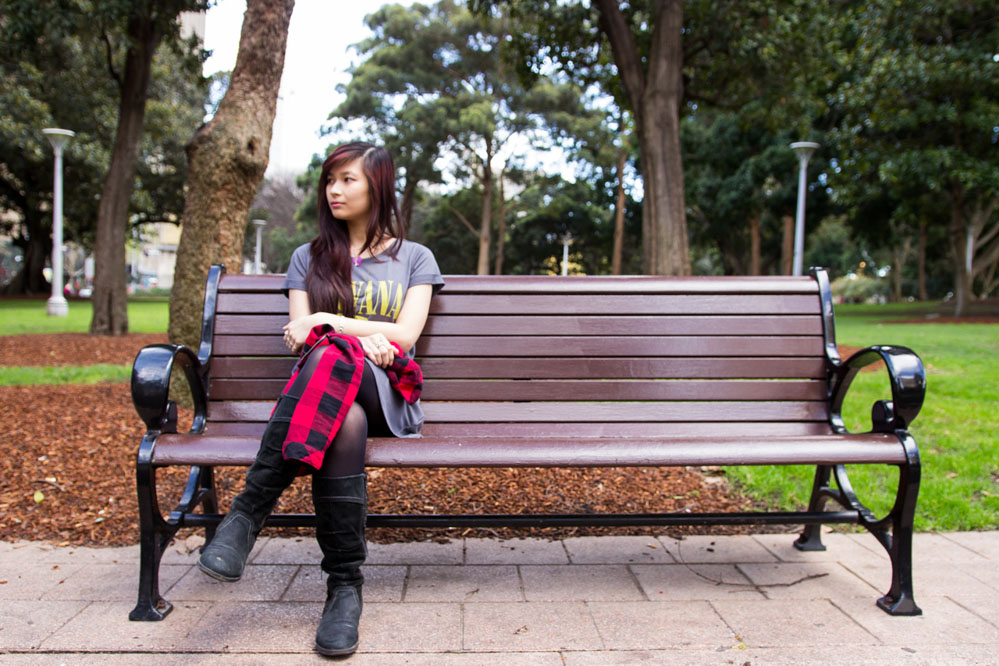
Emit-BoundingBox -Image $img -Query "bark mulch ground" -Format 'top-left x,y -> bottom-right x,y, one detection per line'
0,333 -> 789,548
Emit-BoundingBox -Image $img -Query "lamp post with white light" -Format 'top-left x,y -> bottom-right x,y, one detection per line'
252,219 -> 266,274
790,141 -> 819,277
42,128 -> 75,316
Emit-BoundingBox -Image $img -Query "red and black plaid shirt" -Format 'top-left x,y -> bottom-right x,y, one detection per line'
279,324 -> 423,471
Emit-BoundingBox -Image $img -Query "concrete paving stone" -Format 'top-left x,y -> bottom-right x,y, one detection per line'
251,536 -> 322,565
366,539 -> 463,565
563,644 -> 999,666
833,595 -> 999,646
844,558 -> 991,600
166,564 -> 299,602
464,537 -> 569,565
630,563 -> 765,601
0,600 -> 89,650
941,530 -> 999,560
38,543 -> 140,565
952,563 -> 999,594
737,561 -> 882,600
38,563 -> 188,602
751,531 -> 890,565
184,600 -> 318,652
282,565 -> 407,603
563,536 -> 674,565
587,600 -> 734,650
519,565 -> 644,602
0,561 -> 85,600
911,532 -> 991,564
660,534 -> 778,564
203,653 -> 564,665
405,565 -> 522,602
462,601 -> 603,651
710,598 -> 879,648
946,591 -> 999,628
359,602 -> 462,652
39,600 -> 213,651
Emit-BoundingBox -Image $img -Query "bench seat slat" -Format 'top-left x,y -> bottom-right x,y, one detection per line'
205,421 -> 838,438
150,433 -> 905,467
216,313 -> 825,336
207,399 -> 829,423
209,378 -> 829,402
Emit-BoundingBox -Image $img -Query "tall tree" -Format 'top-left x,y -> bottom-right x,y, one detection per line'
0,1 -> 207,296
169,0 -> 295,348
828,0 -> 999,314
333,1 -> 583,274
90,1 -> 208,334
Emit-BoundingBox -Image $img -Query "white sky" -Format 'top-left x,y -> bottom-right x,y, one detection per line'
203,0 -> 397,178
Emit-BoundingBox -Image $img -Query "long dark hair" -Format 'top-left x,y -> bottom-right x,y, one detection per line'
306,142 -> 404,317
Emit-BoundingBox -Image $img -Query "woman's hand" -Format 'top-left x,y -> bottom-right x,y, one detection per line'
282,313 -> 321,353
358,333 -> 397,368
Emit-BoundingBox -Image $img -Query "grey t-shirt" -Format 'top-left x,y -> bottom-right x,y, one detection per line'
282,240 -> 444,437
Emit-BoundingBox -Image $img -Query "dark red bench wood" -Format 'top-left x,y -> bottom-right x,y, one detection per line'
129,265 -> 925,621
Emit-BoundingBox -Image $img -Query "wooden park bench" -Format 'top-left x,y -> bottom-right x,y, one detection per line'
129,265 -> 926,621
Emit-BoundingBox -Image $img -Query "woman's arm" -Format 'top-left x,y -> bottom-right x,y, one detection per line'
282,284 -> 434,366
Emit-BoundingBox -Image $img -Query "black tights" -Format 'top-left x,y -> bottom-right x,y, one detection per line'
286,344 -> 389,478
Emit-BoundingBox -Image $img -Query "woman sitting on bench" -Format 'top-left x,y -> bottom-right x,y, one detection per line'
197,141 -> 444,656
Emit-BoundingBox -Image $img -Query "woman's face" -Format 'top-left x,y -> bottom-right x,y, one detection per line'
325,157 -> 370,226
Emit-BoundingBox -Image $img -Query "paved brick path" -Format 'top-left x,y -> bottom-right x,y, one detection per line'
2,531 -> 997,663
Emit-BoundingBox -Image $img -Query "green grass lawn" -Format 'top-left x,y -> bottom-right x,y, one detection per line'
728,302 -> 999,532
0,297 -> 169,335
0,297 -> 168,384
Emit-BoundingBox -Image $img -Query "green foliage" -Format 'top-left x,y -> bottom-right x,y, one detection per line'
826,0 -> 999,299
0,0 -> 210,292
831,272 -> 890,303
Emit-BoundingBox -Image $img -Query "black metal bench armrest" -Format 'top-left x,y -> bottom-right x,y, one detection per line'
131,344 -> 208,435
829,345 -> 926,433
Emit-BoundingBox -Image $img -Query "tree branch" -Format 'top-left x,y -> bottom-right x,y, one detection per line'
103,31 -> 123,91
448,205 -> 480,238
593,0 -> 645,126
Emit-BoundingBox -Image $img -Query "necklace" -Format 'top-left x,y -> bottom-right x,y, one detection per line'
351,255 -> 363,267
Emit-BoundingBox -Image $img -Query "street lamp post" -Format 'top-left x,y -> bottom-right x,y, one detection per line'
560,233 -> 572,276
252,219 -> 267,274
42,128 -> 75,316
790,141 -> 819,277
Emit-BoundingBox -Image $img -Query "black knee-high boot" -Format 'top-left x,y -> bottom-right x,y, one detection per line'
313,473 -> 367,656
198,395 -> 300,582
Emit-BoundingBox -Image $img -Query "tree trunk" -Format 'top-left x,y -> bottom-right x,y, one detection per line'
400,177 -> 417,231
917,217 -> 928,301
493,173 -> 506,275
89,14 -> 162,335
949,187 -> 970,317
611,148 -> 627,275
890,237 -> 912,302
749,213 -> 761,276
169,0 -> 295,349
3,212 -> 51,295
781,215 -> 794,275
595,0 -> 689,276
476,142 -> 493,276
